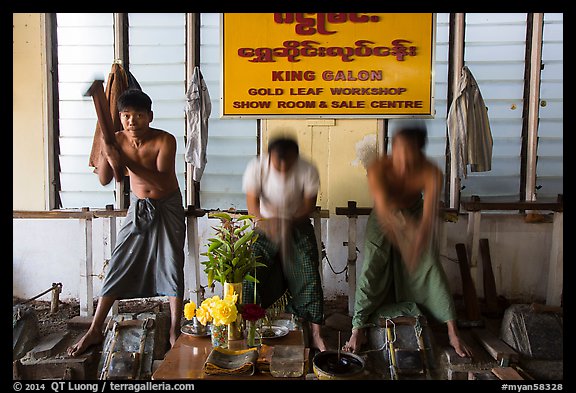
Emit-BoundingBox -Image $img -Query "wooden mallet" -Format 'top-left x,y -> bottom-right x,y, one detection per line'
84,80 -> 124,182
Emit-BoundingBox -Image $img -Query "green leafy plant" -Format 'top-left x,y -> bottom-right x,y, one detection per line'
201,212 -> 265,286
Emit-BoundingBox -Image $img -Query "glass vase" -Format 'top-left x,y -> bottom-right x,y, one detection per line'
224,281 -> 244,341
210,324 -> 228,348
245,319 -> 260,348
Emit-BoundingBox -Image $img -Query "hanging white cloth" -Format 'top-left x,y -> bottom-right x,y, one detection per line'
447,66 -> 493,179
185,66 -> 212,182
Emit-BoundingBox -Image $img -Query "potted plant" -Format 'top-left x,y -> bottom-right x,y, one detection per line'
201,212 -> 265,340
201,212 -> 264,286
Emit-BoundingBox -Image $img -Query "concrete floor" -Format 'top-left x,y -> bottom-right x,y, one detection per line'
14,296 -> 562,381
314,296 -> 563,380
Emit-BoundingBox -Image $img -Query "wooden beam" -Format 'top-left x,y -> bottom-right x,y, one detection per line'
103,205 -> 119,317
480,238 -> 499,316
312,208 -> 326,285
79,212 -> 94,317
472,328 -> 519,365
455,243 -> 481,322
186,216 -> 203,307
466,210 -> 481,268
461,194 -> 563,212
491,366 -> 524,380
335,201 -> 372,217
546,211 -> 563,306
347,204 -> 358,317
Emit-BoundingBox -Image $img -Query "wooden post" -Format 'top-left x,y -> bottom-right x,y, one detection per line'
546,210 -> 563,306
104,204 -> 119,316
466,196 -> 482,295
480,238 -> 499,316
50,283 -> 61,314
346,201 -> 358,317
455,243 -> 481,322
79,208 -> 93,317
312,206 -> 324,285
186,213 -> 203,307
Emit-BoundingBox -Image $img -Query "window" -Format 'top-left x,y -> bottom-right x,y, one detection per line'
53,13 -> 562,209
56,13 -> 115,208
537,13 -> 563,200
389,13 -> 450,203
54,12 -> 258,210
460,13 -> 527,199
128,13 -> 187,197
198,13 -> 258,211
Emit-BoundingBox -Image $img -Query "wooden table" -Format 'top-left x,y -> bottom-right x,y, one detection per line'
152,329 -> 307,380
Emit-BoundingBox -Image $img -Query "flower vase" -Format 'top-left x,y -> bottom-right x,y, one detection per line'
210,324 -> 228,348
245,319 -> 260,348
223,282 -> 244,341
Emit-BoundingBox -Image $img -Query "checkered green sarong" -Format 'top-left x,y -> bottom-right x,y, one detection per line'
243,219 -> 324,325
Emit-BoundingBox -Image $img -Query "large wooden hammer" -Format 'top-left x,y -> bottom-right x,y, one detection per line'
84,80 -> 123,182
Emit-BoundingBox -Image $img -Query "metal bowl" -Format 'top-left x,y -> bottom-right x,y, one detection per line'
180,317 -> 210,336
312,350 -> 366,380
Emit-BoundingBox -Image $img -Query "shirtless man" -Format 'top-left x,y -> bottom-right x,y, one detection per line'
343,124 -> 472,358
68,89 -> 185,357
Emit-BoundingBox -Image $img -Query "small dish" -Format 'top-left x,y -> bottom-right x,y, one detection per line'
181,323 -> 211,337
259,325 -> 289,339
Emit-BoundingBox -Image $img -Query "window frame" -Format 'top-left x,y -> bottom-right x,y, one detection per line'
47,12 -> 561,212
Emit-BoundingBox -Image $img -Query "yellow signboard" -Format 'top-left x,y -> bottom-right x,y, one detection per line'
221,13 -> 435,118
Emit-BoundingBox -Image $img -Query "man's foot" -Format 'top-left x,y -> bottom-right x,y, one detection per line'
342,328 -> 367,354
310,332 -> 327,352
169,329 -> 179,348
67,329 -> 104,357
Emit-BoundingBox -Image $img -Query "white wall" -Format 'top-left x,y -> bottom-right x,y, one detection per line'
12,213 -> 556,305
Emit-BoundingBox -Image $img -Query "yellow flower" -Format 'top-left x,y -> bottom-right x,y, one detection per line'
183,301 -> 196,320
193,294 -> 238,327
224,292 -> 238,304
203,295 -> 221,309
195,306 -> 211,326
211,298 -> 238,326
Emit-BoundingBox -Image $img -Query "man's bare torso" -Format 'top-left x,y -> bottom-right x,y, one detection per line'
115,128 -> 179,200
368,156 -> 440,210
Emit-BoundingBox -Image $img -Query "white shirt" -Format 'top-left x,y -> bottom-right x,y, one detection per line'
447,66 -> 493,179
184,66 -> 212,182
242,155 -> 320,219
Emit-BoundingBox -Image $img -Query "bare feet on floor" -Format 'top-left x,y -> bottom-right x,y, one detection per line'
311,332 -> 327,352
67,328 -> 104,357
169,330 -> 179,348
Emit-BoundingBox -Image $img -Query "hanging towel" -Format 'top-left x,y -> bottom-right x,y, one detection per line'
447,66 -> 493,179
185,66 -> 212,182
88,62 -> 142,172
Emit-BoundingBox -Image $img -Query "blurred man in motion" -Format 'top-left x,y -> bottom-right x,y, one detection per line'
343,124 -> 471,358
242,136 -> 327,352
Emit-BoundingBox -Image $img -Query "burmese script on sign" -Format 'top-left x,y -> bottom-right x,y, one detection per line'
222,13 -> 435,117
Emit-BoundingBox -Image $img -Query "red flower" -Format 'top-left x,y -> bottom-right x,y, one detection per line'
240,303 -> 266,321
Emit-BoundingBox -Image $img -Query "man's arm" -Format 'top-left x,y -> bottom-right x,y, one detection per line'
366,157 -> 421,272
292,194 -> 317,222
97,139 -> 124,186
245,192 -> 262,220
366,158 -> 400,243
246,191 -> 280,242
412,165 -> 443,261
